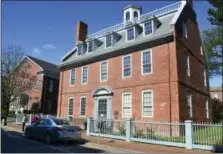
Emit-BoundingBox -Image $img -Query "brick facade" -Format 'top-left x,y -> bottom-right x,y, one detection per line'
57,2 -> 210,122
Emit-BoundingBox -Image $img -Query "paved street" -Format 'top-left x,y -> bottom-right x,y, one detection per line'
1,128 -> 113,153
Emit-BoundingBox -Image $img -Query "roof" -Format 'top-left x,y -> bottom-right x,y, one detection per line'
26,55 -> 60,74
60,13 -> 175,67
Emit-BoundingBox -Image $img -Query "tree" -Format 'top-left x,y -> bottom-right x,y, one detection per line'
211,98 -> 223,122
207,0 -> 223,26
202,26 -> 223,77
1,45 -> 37,125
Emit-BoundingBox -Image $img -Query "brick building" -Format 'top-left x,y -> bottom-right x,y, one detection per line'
10,55 -> 60,115
57,0 -> 210,122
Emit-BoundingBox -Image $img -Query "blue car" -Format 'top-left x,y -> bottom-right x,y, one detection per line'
24,117 -> 82,144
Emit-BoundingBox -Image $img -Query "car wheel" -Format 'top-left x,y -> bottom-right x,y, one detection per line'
68,140 -> 75,145
45,134 -> 52,144
25,130 -> 31,139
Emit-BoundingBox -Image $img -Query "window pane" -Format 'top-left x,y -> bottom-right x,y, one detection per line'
145,21 -> 152,35
88,41 -> 93,53
142,51 -> 151,74
143,91 -> 153,117
77,45 -> 82,55
49,80 -> 54,92
123,93 -> 132,117
106,35 -> 112,48
187,92 -> 192,118
70,69 -> 75,85
100,61 -> 107,81
123,56 -> 131,77
82,66 -> 88,84
80,98 -> 86,116
127,28 -> 134,41
68,99 -> 74,116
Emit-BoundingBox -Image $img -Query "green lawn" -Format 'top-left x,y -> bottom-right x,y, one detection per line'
193,126 -> 223,146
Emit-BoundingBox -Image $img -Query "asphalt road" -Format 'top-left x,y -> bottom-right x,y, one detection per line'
1,128 -> 108,153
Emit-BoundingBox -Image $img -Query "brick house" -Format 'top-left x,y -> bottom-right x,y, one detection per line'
57,0 -> 210,122
10,55 -> 60,115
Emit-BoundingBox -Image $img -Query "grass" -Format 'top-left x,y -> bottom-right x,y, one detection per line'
193,126 -> 223,146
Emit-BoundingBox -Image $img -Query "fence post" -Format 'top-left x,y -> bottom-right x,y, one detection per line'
185,120 -> 193,149
126,118 -> 131,142
86,117 -> 92,136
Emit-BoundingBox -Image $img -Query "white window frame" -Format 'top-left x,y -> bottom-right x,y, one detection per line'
105,34 -> 113,49
141,90 -> 154,118
122,54 -> 132,79
122,92 -> 132,118
187,91 -> 192,118
141,49 -> 153,75
69,69 -> 76,86
87,41 -> 94,53
204,70 -> 207,87
68,97 -> 74,117
100,60 -> 108,82
205,99 -> 209,119
77,45 -> 83,56
143,21 -> 154,36
79,96 -> 87,117
200,45 -> 203,55
81,66 -> 88,85
186,55 -> 190,77
126,27 -> 135,42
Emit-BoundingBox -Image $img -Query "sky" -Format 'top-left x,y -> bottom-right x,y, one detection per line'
2,0 -> 222,87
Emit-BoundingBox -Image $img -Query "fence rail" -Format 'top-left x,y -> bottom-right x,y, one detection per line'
87,119 -> 223,150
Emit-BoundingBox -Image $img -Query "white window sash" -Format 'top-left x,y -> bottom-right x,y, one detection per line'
142,90 -> 153,117
206,99 -> 209,119
80,97 -> 86,116
100,61 -> 108,82
122,55 -> 132,79
122,92 -> 132,118
68,97 -> 74,116
141,50 -> 152,75
81,66 -> 88,84
69,69 -> 75,86
204,70 -> 207,87
186,55 -> 190,77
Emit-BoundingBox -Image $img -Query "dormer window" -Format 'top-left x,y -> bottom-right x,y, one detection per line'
144,21 -> 153,36
134,11 -> 138,18
182,21 -> 187,38
126,12 -> 130,21
77,45 -> 83,56
87,41 -> 94,53
127,27 -> 135,41
106,34 -> 112,48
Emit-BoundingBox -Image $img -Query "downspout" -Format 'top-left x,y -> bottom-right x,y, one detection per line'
59,71 -> 64,117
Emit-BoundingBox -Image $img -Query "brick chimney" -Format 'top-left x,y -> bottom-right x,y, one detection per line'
186,0 -> 193,8
76,21 -> 88,42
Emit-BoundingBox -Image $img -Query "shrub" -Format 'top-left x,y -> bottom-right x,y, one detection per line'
118,124 -> 126,136
211,98 -> 223,122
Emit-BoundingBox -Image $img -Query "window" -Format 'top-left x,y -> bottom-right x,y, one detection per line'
141,50 -> 152,74
205,99 -> 209,119
88,41 -> 94,53
70,69 -> 75,86
106,34 -> 112,48
81,66 -> 88,84
98,99 -> 107,118
186,55 -> 190,77
142,90 -> 153,117
77,45 -> 83,56
144,21 -> 153,36
127,27 -> 135,41
204,70 -> 207,87
35,80 -> 40,89
200,45 -> 203,55
126,11 -> 130,21
122,93 -> 132,117
182,22 -> 187,38
187,91 -> 192,118
80,97 -> 86,116
133,11 -> 138,18
68,98 -> 74,116
122,55 -> 132,78
100,61 -> 108,82
49,80 -> 54,92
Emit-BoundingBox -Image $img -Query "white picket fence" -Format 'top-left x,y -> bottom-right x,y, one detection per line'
87,118 -> 223,150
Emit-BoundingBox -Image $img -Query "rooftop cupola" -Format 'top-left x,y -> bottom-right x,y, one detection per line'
123,5 -> 142,24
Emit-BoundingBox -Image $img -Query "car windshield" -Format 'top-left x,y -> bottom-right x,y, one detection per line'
53,119 -> 70,125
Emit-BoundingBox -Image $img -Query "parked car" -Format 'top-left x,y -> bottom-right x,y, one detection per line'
24,117 -> 82,144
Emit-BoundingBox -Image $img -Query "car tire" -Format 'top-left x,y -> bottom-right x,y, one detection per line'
45,133 -> 52,144
25,130 -> 31,139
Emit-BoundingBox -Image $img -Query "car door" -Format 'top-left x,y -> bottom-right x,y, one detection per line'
32,119 -> 44,139
40,119 -> 52,140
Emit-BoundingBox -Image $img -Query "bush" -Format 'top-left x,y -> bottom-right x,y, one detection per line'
118,124 -> 126,136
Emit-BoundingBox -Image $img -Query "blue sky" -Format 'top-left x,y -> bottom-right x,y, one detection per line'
2,1 -> 222,86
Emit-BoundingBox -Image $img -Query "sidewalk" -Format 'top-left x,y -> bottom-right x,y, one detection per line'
6,123 -> 211,153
